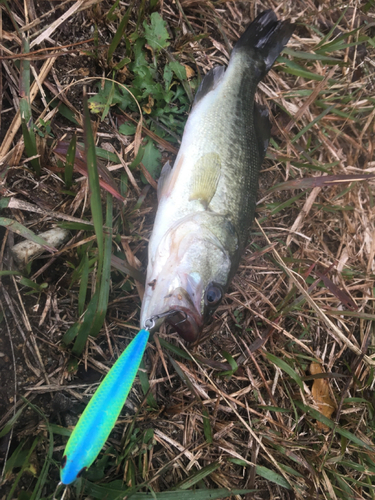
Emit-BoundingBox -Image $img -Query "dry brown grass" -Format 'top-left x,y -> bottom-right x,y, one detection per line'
1,1 -> 375,499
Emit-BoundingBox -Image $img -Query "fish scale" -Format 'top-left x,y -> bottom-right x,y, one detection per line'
203,64 -> 259,245
141,10 -> 294,341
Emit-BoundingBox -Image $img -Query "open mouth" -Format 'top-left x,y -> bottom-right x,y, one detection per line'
143,306 -> 203,342
166,307 -> 203,342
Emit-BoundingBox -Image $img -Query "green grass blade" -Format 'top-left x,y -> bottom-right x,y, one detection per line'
316,29 -> 366,54
111,254 -> 145,282
82,479 -> 254,500
0,405 -> 26,438
202,408 -> 213,444
6,437 -> 40,500
71,291 -> 99,354
21,120 -> 40,175
278,463 -> 304,479
4,440 -> 28,476
323,309 -> 375,321
0,197 -> 10,209
176,462 -> 221,490
58,221 -> 94,231
19,36 -> 40,176
19,36 -> 31,121
107,1 -> 135,64
90,192 -> 112,337
313,7 -> 348,50
158,337 -> 193,361
62,290 -> 98,348
65,134 -> 77,188
69,244 -> 94,287
329,471 -> 355,498
295,402 -> 374,451
262,192 -> 305,221
255,465 -> 292,490
139,358 -> 158,408
29,423 -> 54,500
65,194 -> 112,351
19,276 -> 47,292
91,147 -> 120,163
83,92 -> 104,270
78,253 -> 89,316
258,405 -> 291,413
106,0 -> 120,20
282,47 -> 341,63
167,353 -> 200,400
265,352 -> 304,390
101,78 -> 116,121
0,217 -> 57,252
291,105 -> 335,144
62,321 -> 80,346
278,56 -> 325,81
219,350 -> 238,376
0,270 -> 21,277
47,423 -> 72,437
113,56 -> 132,71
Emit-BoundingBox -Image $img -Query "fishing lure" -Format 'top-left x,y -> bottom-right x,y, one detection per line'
60,328 -> 149,485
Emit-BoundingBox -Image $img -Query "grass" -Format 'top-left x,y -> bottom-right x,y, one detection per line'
0,1 -> 375,499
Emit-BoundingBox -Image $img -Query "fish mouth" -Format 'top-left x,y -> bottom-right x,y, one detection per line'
141,268 -> 206,341
164,284 -> 203,342
166,306 -> 203,342
142,282 -> 204,342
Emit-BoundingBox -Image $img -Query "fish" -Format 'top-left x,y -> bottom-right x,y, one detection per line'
140,10 -> 294,342
60,329 -> 149,485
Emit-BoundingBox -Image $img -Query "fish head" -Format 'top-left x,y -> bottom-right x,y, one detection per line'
141,215 -> 238,341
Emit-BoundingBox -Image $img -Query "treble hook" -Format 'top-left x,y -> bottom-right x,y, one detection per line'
144,310 -> 188,330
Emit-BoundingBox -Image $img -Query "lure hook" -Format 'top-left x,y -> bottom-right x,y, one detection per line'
144,310 -> 188,330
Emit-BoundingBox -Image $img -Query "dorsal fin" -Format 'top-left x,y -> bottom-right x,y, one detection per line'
193,66 -> 226,107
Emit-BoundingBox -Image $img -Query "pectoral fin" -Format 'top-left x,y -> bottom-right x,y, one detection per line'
189,153 -> 221,208
157,161 -> 172,201
157,155 -> 185,200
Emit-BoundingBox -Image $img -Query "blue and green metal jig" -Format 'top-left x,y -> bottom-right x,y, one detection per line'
60,311 -> 181,485
60,328 -> 149,485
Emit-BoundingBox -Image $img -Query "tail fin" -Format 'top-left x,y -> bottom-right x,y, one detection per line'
233,10 -> 294,77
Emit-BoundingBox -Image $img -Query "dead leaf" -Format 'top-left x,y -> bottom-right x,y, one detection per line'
310,362 -> 335,431
142,95 -> 154,114
315,270 -> 358,311
54,141 -> 125,202
184,64 -> 195,79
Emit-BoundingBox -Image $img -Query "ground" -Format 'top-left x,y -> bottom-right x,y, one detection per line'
1,1 -> 375,499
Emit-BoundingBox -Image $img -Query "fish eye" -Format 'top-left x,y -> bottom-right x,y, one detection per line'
61,455 -> 67,469
204,283 -> 223,307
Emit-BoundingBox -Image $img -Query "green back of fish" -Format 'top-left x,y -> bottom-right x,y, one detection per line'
190,10 -> 293,254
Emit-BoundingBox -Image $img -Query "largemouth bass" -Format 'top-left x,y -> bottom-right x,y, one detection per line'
140,10 -> 294,341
